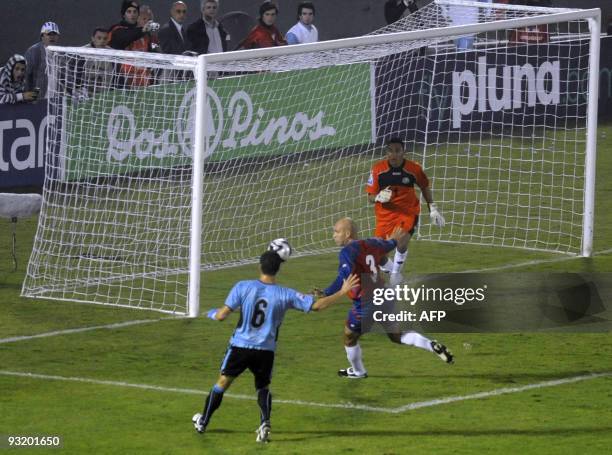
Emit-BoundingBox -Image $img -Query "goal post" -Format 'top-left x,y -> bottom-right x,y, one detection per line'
23,1 -> 601,316
582,14 -> 601,257
188,54 -> 208,318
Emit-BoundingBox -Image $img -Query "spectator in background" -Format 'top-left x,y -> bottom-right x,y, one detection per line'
87,27 -> 111,49
80,28 -> 115,94
513,0 -> 552,5
0,54 -> 38,105
109,1 -> 160,86
237,2 -> 286,49
159,1 -> 190,55
134,5 -> 161,52
187,0 -> 227,54
286,2 -> 318,45
109,1 -> 158,51
507,0 -> 552,44
24,21 -> 60,99
384,0 -> 419,24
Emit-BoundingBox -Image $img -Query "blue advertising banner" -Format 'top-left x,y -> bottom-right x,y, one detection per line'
0,102 -> 47,188
375,41 -> 599,143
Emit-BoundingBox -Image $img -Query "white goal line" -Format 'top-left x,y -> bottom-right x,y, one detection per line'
0,370 -> 609,414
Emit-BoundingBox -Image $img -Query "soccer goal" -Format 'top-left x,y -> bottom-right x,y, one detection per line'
23,0 -> 600,316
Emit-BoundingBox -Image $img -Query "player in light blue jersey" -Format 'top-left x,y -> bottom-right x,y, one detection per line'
192,250 -> 358,443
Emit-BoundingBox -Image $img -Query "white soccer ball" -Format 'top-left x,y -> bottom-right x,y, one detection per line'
268,238 -> 292,261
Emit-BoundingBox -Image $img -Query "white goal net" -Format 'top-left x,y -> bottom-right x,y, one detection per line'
23,0 -> 600,315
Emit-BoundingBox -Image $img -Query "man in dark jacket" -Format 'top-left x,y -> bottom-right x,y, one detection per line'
159,1 -> 190,55
187,0 -> 227,54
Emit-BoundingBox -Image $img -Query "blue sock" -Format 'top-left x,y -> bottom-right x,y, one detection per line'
201,384 -> 225,427
257,388 -> 272,424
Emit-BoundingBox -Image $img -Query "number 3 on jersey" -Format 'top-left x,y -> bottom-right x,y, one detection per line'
365,254 -> 377,276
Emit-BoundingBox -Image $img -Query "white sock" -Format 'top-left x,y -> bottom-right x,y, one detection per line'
392,250 -> 408,274
345,344 -> 366,373
400,331 -> 433,352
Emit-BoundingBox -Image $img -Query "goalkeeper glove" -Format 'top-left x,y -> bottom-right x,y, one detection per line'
429,203 -> 446,227
375,187 -> 393,203
206,309 -> 219,320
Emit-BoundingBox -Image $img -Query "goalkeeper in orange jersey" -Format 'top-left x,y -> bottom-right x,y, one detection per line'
366,137 -> 445,284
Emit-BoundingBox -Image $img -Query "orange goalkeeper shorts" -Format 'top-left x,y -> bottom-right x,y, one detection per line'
374,214 -> 419,239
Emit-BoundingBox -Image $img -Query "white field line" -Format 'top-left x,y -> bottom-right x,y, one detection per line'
391,371 -> 612,413
0,318 -> 174,344
5,246 -> 612,345
0,370 -> 609,414
0,370 -> 389,413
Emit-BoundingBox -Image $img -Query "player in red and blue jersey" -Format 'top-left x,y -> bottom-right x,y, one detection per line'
319,217 -> 454,379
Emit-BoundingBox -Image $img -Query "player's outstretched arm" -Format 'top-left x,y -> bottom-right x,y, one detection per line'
206,306 -> 233,321
311,274 -> 359,311
311,287 -> 325,299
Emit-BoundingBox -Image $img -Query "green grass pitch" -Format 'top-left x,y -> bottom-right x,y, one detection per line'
2,123 -> 612,454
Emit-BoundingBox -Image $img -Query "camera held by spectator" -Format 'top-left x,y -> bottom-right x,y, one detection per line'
143,20 -> 160,33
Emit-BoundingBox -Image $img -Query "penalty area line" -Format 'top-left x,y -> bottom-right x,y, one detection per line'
0,370 -> 609,414
0,318 -> 177,344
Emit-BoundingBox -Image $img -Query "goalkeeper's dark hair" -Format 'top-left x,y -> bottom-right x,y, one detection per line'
260,251 -> 283,276
386,137 -> 404,148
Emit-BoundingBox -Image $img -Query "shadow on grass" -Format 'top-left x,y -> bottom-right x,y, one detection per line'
0,279 -> 23,290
